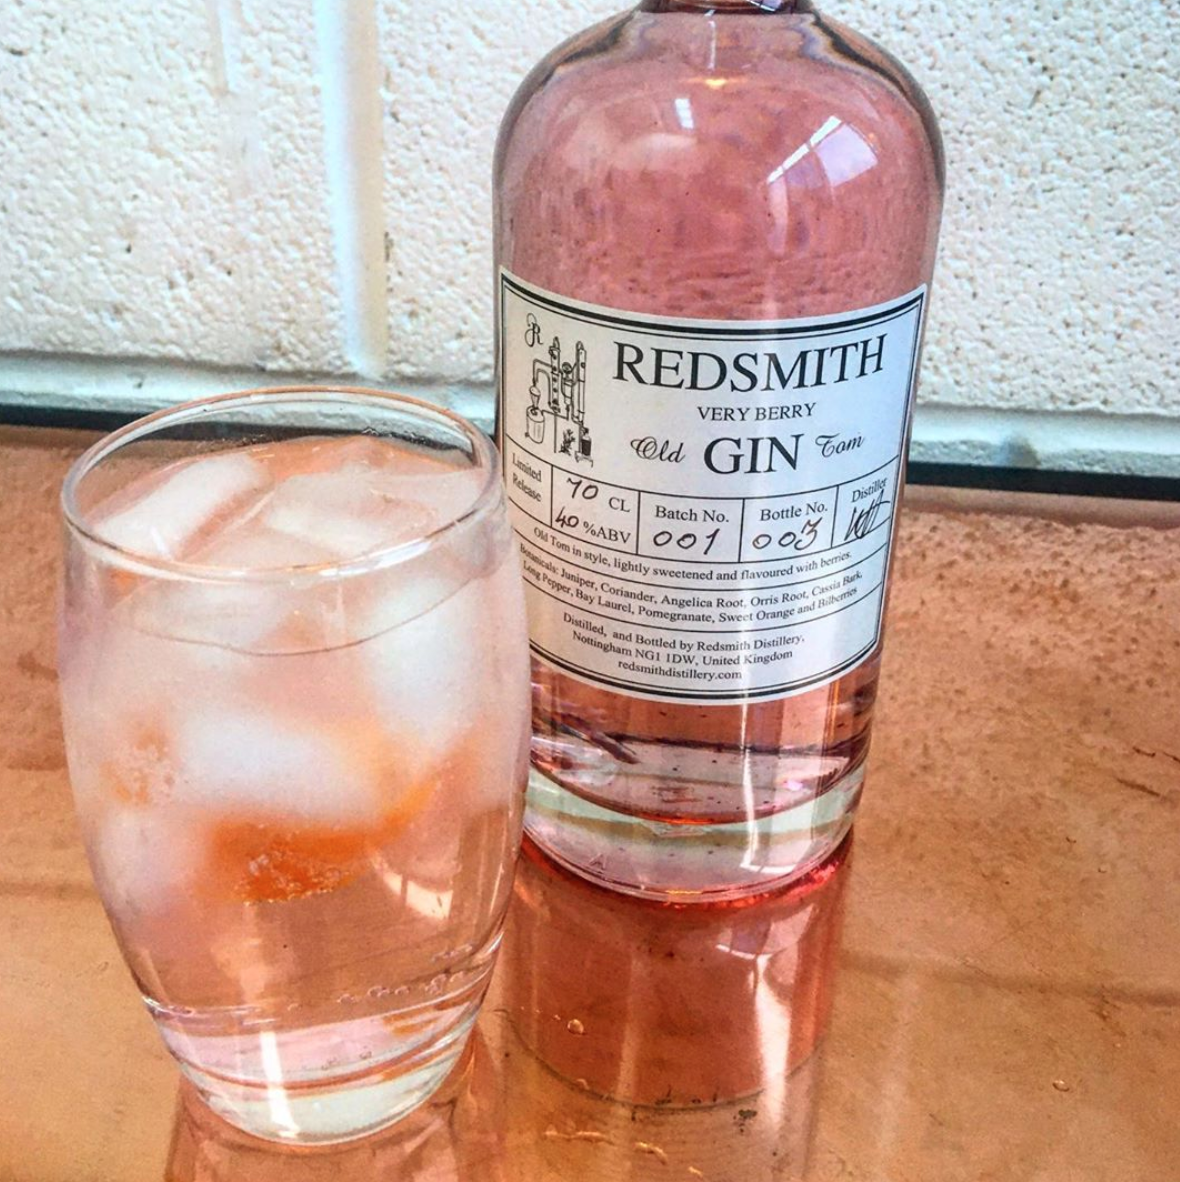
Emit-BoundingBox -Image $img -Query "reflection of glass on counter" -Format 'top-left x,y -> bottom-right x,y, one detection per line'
500,833 -> 852,1180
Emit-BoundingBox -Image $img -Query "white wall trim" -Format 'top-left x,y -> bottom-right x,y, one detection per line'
0,353 -> 489,430
911,405 -> 1180,479
1,353 -> 1177,480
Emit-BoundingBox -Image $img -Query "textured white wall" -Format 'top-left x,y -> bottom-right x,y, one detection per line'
0,2 -> 1176,437
865,2 -> 1179,417
0,0 -> 347,372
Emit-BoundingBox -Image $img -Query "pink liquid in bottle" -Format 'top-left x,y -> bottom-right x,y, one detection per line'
495,0 -> 943,899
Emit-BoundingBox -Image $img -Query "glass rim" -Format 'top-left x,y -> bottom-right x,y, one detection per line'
61,385 -> 503,585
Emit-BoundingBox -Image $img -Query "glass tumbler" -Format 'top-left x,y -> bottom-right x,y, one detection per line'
58,388 -> 530,1144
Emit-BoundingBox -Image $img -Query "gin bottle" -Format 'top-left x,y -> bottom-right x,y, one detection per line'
495,0 -> 943,899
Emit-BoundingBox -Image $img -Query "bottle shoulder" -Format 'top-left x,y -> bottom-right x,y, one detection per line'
496,10 -> 943,188
494,10 -> 945,319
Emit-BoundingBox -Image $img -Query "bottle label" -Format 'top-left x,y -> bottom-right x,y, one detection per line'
498,270 -> 927,704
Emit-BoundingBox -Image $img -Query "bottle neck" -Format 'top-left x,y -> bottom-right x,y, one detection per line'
638,1 -> 814,12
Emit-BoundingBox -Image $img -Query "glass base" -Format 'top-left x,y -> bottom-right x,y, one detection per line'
166,996 -> 482,1146
524,762 -> 863,902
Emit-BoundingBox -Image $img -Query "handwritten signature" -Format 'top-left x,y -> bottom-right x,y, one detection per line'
843,488 -> 891,542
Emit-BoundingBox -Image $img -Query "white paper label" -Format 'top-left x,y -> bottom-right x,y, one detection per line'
498,271 -> 926,705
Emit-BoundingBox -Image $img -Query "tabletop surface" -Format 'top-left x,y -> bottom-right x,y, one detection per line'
1,426 -> 1177,1181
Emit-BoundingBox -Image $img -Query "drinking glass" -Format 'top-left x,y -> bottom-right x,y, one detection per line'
58,388 -> 530,1144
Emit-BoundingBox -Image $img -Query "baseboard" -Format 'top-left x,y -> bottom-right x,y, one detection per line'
2,352 -> 1178,500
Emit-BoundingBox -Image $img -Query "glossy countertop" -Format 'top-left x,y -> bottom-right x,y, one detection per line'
2,426 -> 1177,1180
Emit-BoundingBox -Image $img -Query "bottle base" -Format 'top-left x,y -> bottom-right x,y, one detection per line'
524,761 -> 863,902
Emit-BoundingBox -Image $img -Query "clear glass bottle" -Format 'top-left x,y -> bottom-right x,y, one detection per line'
494,0 -> 944,899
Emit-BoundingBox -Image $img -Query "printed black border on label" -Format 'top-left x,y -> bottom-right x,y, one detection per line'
501,272 -> 925,341
497,270 -> 928,705
526,633 -> 881,703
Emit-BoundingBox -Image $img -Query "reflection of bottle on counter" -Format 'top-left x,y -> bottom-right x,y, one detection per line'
500,834 -> 852,1180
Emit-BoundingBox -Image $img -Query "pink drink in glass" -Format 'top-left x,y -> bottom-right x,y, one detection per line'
59,390 -> 529,1143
